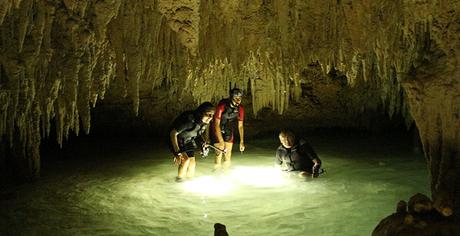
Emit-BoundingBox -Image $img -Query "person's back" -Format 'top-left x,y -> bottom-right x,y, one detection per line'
169,111 -> 195,153
171,111 -> 206,148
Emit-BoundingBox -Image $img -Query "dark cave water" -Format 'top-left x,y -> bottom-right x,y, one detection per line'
1,131 -> 429,235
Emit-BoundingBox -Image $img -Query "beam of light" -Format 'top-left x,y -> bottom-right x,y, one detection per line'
229,166 -> 288,187
182,176 -> 234,196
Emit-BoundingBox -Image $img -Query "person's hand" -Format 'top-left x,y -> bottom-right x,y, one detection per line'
201,144 -> 210,157
173,152 -> 187,165
239,142 -> 245,152
312,163 -> 320,178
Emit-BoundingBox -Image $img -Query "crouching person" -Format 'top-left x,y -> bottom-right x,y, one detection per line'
275,129 -> 322,178
169,102 -> 215,182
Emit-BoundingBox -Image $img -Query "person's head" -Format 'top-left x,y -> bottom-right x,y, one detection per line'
279,130 -> 296,148
195,102 -> 215,124
229,88 -> 243,107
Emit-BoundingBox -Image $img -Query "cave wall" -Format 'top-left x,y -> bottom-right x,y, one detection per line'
0,0 -> 188,180
1,1 -> 460,216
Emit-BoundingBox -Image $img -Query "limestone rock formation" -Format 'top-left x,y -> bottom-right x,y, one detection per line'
1,1 -> 460,232
373,193 -> 460,236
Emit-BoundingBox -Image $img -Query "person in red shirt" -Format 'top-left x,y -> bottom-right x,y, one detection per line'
211,88 -> 245,172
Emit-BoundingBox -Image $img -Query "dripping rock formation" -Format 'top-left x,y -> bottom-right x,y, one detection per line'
1,0 -> 460,234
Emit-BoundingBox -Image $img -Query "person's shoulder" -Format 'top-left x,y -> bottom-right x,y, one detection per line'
298,138 -> 307,145
216,99 -> 228,109
298,138 -> 315,150
276,145 -> 286,151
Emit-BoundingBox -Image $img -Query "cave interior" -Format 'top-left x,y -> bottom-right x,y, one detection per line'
1,0 -> 460,235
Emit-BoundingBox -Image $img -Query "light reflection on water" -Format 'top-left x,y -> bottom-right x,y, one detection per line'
1,137 -> 429,236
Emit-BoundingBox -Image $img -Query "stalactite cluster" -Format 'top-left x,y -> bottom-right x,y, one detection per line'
1,3 -> 460,223
106,1 -> 188,115
157,0 -> 200,56
0,0 -> 187,178
191,0 -> 427,119
1,0 -> 119,176
184,51 -> 302,116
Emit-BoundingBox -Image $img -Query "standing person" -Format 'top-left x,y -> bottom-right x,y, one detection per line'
169,102 -> 215,182
275,129 -> 322,178
212,88 -> 245,172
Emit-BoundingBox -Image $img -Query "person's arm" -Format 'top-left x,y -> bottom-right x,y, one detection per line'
170,129 -> 180,155
311,158 -> 322,178
274,148 -> 283,170
170,128 -> 185,165
214,118 -> 225,147
299,139 -> 319,159
170,116 -> 193,164
312,158 -> 321,165
238,105 -> 245,152
306,146 -> 321,172
214,103 -> 225,150
197,125 -> 211,157
299,139 -> 322,177
202,125 -> 211,145
238,120 -> 245,152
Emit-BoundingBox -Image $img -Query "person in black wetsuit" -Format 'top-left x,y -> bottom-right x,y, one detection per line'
169,102 -> 215,182
275,129 -> 322,178
211,88 -> 245,171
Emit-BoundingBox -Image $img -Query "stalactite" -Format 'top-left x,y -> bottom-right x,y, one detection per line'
158,0 -> 201,56
192,0 -> 422,121
403,0 -> 460,212
0,0 -> 458,194
183,44 -> 303,116
1,0 -> 136,176
0,0 -> 22,27
105,0 -> 187,111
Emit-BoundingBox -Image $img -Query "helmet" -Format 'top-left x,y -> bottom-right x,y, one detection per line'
230,88 -> 243,98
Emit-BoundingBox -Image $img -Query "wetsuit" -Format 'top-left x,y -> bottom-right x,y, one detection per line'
275,139 -> 321,173
211,98 -> 244,143
170,111 -> 208,157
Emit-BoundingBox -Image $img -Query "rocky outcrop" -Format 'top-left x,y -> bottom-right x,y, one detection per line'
373,193 -> 460,236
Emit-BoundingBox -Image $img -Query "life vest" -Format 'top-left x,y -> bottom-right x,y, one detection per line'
219,99 -> 240,129
276,140 -> 311,171
174,112 -> 207,144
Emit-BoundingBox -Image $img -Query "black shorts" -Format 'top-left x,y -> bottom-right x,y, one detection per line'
212,129 -> 234,143
179,141 -> 197,157
169,140 -> 197,157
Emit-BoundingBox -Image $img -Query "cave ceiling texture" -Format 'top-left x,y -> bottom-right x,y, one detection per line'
1,0 -> 460,234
